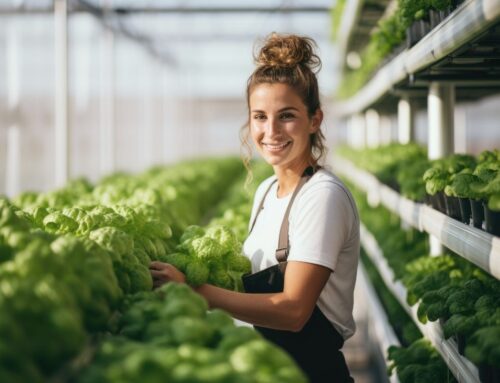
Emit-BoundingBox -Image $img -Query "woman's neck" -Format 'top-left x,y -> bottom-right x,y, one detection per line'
273,157 -> 314,198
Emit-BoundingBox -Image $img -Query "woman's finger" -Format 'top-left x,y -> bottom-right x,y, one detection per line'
150,269 -> 166,278
149,261 -> 165,270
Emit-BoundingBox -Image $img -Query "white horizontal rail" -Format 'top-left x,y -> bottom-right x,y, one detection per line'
333,155 -> 500,280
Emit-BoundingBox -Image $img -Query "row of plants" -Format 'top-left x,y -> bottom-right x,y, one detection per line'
71,160 -> 306,383
337,145 -> 500,235
337,143 -> 429,201
349,182 -> 500,382
155,161 -> 274,291
76,283 -> 306,383
423,150 -> 500,235
0,158 -> 246,381
335,0 -> 464,99
362,251 -> 456,383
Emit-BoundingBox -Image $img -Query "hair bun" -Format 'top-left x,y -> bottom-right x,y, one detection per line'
255,33 -> 321,72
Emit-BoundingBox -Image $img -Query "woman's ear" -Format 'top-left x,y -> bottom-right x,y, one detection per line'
309,108 -> 323,133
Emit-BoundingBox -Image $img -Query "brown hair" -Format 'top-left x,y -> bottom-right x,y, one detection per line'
241,33 -> 327,182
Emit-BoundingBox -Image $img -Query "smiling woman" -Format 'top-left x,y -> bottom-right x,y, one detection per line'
150,33 -> 360,383
249,82 -> 322,195
241,33 -> 327,194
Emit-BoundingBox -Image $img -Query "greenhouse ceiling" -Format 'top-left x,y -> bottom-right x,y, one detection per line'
0,0 -> 339,97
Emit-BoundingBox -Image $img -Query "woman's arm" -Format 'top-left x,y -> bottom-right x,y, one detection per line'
150,260 -> 331,332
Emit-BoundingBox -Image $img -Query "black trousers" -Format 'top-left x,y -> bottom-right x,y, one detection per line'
243,266 -> 354,383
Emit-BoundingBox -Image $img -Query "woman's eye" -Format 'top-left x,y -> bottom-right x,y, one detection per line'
253,114 -> 266,120
280,113 -> 295,120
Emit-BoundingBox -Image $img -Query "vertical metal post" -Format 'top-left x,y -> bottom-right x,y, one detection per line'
143,59 -> 154,167
161,66 -> 169,164
365,109 -> 380,148
428,82 -> 455,256
349,113 -> 366,149
428,83 -> 454,159
99,10 -> 115,176
379,115 -> 393,145
398,96 -> 416,144
5,21 -> 21,197
54,0 -> 69,188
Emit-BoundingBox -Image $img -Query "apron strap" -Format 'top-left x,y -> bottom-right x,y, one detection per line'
275,167 -> 315,262
246,165 -> 319,262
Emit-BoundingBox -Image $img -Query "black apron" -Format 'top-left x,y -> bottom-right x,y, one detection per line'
242,166 -> 354,383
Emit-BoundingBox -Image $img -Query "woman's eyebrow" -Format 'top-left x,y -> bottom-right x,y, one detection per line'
251,107 -> 299,113
278,107 -> 299,112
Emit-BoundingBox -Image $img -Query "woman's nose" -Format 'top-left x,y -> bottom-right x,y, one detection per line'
266,117 -> 280,135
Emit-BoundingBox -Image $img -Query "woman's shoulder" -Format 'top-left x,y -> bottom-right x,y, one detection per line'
298,168 -> 358,214
254,174 -> 278,199
306,168 -> 351,194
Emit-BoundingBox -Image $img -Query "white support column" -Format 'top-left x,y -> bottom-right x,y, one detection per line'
349,113 -> 366,149
428,83 -> 454,160
99,9 -> 115,176
5,21 -> 21,197
142,59 -> 155,168
74,29 -> 91,113
428,82 -> 455,256
54,0 -> 69,188
398,97 -> 416,144
365,109 -> 380,148
161,66 -> 169,164
379,114 -> 393,145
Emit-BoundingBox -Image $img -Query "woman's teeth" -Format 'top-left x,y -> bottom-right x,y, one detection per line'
263,141 -> 291,151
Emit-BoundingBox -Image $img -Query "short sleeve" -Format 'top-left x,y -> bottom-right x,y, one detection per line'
287,181 -> 356,271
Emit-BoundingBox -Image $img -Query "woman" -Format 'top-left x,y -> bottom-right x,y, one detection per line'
150,33 -> 360,383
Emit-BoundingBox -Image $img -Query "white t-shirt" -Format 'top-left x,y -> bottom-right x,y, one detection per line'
243,168 -> 360,339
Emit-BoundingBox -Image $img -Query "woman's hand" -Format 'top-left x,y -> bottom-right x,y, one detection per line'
149,261 -> 186,288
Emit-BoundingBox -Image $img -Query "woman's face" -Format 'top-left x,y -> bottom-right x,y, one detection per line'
249,83 -> 322,170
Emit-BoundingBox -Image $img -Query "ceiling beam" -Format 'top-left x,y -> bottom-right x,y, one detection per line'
0,3 -> 330,15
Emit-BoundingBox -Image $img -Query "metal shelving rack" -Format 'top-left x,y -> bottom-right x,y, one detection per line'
333,1 -> 500,379
332,155 -> 500,281
360,224 -> 481,383
334,0 -> 500,118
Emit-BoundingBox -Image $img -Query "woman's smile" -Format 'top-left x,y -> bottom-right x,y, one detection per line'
261,140 -> 292,152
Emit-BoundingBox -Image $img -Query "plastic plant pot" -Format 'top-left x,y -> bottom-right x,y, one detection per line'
458,197 -> 471,225
429,9 -> 441,29
457,334 -> 466,355
483,202 -> 500,236
417,19 -> 431,40
436,191 -> 447,213
492,367 -> 500,383
429,193 -> 439,210
445,195 -> 462,220
470,199 -> 485,229
478,363 -> 494,383
425,194 -> 433,206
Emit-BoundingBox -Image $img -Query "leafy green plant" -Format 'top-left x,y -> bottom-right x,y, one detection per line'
160,224 -> 251,290
388,339 -> 454,383
465,326 -> 500,367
